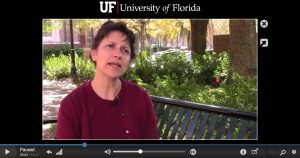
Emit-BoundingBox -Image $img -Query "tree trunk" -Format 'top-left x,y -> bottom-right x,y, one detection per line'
163,35 -> 168,46
69,19 -> 77,77
187,30 -> 191,50
79,28 -> 89,48
190,20 -> 209,59
134,33 -> 140,54
140,20 -> 148,52
176,35 -> 179,47
229,20 -> 257,77
63,21 -> 67,43
84,30 -> 88,48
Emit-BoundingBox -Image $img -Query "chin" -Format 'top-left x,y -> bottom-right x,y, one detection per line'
101,68 -> 126,79
107,72 -> 124,79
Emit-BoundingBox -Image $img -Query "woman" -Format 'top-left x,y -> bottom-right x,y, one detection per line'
56,21 -> 159,139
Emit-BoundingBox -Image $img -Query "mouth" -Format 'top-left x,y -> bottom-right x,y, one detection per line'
108,62 -> 122,68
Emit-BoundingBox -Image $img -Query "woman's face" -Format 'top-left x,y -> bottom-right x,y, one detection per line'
91,31 -> 131,79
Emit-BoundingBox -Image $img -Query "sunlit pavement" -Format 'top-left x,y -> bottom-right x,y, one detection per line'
42,79 -> 77,139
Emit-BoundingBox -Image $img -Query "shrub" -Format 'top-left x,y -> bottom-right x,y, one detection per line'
221,73 -> 257,112
155,52 -> 193,85
44,53 -> 95,81
124,51 -> 157,84
44,49 -> 256,112
44,54 -> 71,79
124,50 -> 256,112
74,55 -> 95,83
192,51 -> 229,85
43,45 -> 84,60
125,51 -> 193,85
126,50 -> 229,86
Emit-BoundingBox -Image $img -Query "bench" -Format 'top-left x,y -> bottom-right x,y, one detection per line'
43,95 -> 257,139
151,96 -> 256,139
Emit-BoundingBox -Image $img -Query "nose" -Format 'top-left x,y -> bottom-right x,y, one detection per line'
113,48 -> 122,58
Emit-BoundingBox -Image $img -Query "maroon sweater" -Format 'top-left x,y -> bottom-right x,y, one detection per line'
56,79 -> 159,139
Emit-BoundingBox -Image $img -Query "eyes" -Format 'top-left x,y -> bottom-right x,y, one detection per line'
106,43 -> 130,55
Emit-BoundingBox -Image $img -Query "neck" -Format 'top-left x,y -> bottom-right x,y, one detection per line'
91,73 -> 121,101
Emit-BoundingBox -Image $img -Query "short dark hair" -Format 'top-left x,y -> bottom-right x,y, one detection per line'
92,21 -> 135,61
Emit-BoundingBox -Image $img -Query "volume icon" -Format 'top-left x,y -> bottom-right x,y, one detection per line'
105,149 -> 111,155
56,148 -> 63,155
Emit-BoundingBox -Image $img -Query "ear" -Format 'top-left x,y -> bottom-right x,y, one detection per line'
91,50 -> 97,61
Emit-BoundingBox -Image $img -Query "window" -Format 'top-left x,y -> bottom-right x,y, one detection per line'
43,19 -> 52,37
42,19 -> 60,43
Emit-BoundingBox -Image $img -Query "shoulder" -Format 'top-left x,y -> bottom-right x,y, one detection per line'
121,78 -> 148,96
60,80 -> 91,108
121,78 -> 152,105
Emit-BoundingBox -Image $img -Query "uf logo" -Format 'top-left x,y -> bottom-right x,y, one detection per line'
99,1 -> 116,13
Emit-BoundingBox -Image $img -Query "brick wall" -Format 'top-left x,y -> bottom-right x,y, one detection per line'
43,20 -> 81,48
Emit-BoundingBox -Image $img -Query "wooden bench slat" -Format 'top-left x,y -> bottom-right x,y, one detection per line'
215,115 -> 228,139
195,112 -> 209,139
205,114 -> 219,139
250,121 -> 257,139
150,95 -> 257,121
170,107 -> 185,139
155,103 -> 164,118
178,108 -> 193,139
43,120 -> 57,124
226,118 -> 238,139
158,105 -> 172,134
162,106 -> 178,139
237,120 -> 249,139
186,110 -> 201,139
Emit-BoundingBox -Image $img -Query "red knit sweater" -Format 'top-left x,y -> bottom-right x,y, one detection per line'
56,79 -> 159,139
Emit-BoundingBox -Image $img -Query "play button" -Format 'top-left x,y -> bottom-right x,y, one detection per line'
5,149 -> 10,155
1,147 -> 16,157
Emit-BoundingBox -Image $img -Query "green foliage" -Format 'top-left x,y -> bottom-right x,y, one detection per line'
44,53 -> 95,81
125,51 -> 193,85
214,52 -> 229,79
188,73 -> 257,112
221,73 -> 257,112
192,51 -> 229,85
74,54 -> 95,83
43,45 -> 84,60
155,52 -> 193,85
49,124 -> 57,139
73,19 -> 103,31
43,19 -> 63,33
126,50 -> 229,87
124,50 -> 256,112
44,54 -> 71,79
125,51 -> 157,84
44,48 -> 256,112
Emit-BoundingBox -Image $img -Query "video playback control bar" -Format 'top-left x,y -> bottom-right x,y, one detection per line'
0,144 -> 299,158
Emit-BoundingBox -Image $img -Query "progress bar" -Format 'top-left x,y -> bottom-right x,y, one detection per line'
144,150 -> 185,153
112,149 -> 185,154
113,149 -> 143,154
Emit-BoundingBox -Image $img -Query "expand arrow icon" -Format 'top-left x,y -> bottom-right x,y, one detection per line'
260,39 -> 268,47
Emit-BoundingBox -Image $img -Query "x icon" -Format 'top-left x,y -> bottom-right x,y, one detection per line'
260,19 -> 268,28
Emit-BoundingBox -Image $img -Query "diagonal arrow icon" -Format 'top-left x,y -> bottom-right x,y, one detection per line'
260,39 -> 268,47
